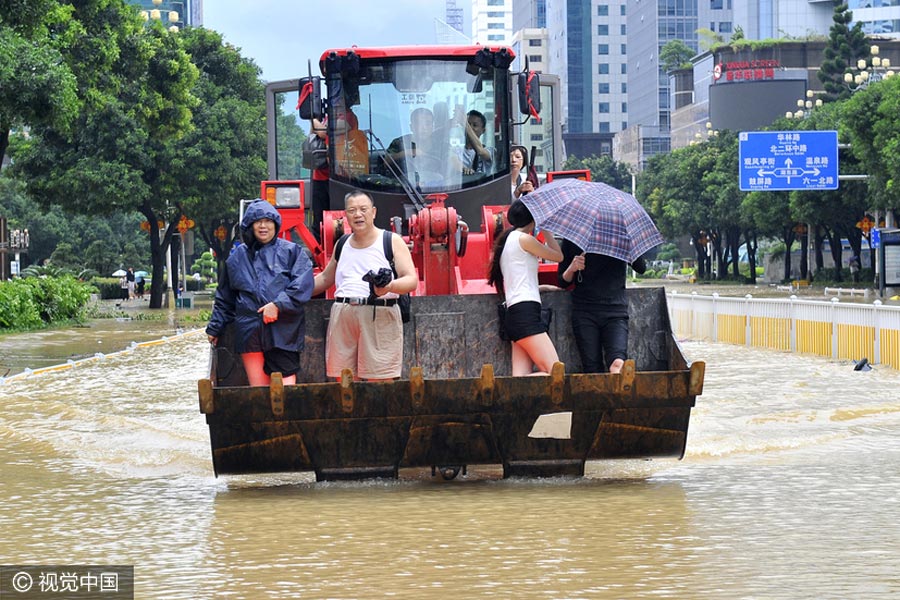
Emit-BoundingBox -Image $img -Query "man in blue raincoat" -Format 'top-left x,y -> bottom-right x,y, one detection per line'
206,199 -> 315,385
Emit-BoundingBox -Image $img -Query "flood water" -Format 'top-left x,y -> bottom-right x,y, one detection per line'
1,333 -> 899,598
0,316 -> 188,377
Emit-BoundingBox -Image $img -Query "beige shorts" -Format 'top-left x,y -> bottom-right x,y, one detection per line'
325,302 -> 403,379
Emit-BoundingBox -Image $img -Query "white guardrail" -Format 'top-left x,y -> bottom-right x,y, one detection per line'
666,292 -> 900,370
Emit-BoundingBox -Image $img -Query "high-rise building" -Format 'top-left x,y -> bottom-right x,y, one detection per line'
618,0 -> 857,169
446,0 -> 466,34
513,0 -> 547,30
542,0 -> 629,158
850,0 -> 900,37
627,0 -> 698,137
472,0 -> 514,45
498,0 -> 895,168
732,0 -> 832,39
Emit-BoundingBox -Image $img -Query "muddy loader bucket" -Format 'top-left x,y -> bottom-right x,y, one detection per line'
199,287 -> 703,480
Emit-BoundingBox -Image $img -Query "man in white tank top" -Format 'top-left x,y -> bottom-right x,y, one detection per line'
313,191 -> 419,380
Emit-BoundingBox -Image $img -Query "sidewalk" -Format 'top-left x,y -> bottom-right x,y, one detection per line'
632,278 -> 897,305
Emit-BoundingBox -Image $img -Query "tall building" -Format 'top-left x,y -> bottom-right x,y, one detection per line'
436,18 -> 472,44
542,0 -> 629,158
850,0 -> 900,37
472,0 -> 514,45
627,0 -> 698,137
732,0 -> 832,39
617,0 -> 865,170
446,0 -> 466,34
509,2 -> 559,172
513,0 -> 547,30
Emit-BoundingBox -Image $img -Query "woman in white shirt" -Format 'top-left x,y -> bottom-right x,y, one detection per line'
488,200 -> 563,375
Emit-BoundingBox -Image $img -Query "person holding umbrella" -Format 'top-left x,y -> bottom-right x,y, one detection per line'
488,199 -> 563,376
134,271 -> 147,300
519,178 -> 663,374
558,242 -> 648,374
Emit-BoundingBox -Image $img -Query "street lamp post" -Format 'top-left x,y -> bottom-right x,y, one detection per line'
140,0 -> 183,32
842,45 -> 898,294
844,45 -> 896,92
786,89 -> 823,121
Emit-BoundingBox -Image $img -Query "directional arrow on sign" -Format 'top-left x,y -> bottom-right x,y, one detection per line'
739,131 -> 838,191
756,158 -> 822,183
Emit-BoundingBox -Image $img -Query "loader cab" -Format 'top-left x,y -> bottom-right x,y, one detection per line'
265,46 -> 544,230
318,48 -> 512,195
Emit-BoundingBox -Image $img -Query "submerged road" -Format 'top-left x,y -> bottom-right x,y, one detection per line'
1,332 -> 898,598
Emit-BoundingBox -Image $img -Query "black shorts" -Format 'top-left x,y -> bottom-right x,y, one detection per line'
263,348 -> 300,376
504,301 -> 547,342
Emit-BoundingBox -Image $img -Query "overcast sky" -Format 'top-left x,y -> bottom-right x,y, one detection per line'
203,0 -> 471,82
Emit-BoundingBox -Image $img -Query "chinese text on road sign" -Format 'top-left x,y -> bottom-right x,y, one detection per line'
739,130 -> 839,191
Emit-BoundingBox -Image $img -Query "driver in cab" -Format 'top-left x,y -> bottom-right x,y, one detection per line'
386,107 -> 441,183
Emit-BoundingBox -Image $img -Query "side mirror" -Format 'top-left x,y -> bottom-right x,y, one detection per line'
298,76 -> 324,120
517,71 -> 541,117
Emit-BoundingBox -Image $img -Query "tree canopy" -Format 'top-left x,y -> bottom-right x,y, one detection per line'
660,39 -> 697,73
562,154 -> 632,192
818,3 -> 870,102
174,26 -> 267,276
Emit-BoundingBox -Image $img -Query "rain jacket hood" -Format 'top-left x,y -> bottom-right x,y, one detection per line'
241,200 -> 282,240
206,202 -> 314,355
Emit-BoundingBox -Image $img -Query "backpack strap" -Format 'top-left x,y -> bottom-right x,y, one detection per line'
333,233 -> 351,262
382,230 -> 397,276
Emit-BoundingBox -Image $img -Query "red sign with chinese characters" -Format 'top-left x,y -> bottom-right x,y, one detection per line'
717,59 -> 781,83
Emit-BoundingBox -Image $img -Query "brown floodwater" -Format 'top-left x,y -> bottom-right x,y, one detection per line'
1,331 -> 898,598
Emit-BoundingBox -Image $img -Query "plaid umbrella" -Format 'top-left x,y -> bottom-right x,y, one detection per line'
520,178 -> 663,263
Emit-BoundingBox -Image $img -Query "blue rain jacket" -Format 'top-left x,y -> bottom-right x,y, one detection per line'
206,200 -> 314,353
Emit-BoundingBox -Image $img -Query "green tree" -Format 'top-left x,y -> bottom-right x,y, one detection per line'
743,188 -> 798,282
696,28 -> 723,52
83,239 -> 120,276
842,74 -> 900,214
562,154 -> 632,192
276,107 -> 307,181
639,145 -> 713,278
818,3 -> 870,102
48,241 -> 80,270
191,250 -> 217,282
639,132 -> 749,281
659,39 -> 696,73
0,0 -> 79,162
173,27 -> 267,278
11,4 -> 199,309
783,100 -> 870,282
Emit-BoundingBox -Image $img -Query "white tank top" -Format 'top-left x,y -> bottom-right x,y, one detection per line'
500,230 -> 540,307
335,230 -> 399,299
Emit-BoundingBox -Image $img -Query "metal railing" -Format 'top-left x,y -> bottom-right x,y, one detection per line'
667,292 -> 900,370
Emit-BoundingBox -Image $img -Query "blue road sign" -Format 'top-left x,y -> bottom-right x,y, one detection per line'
739,130 -> 839,191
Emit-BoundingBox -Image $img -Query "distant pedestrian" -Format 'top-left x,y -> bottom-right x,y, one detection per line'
136,272 -> 146,300
849,255 -> 861,283
126,268 -> 136,300
119,276 -> 129,301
